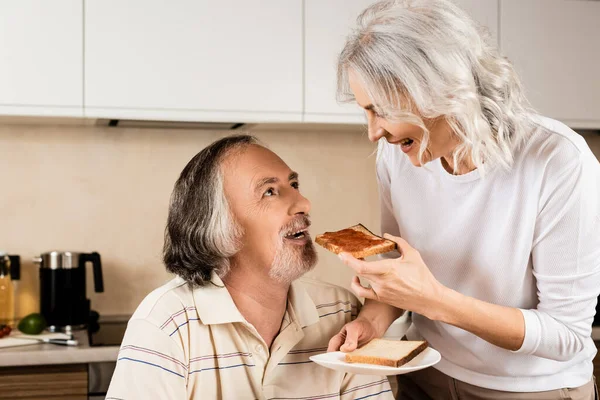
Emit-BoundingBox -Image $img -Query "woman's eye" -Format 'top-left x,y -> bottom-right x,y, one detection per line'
291,182 -> 299,189
263,188 -> 276,197
367,109 -> 382,119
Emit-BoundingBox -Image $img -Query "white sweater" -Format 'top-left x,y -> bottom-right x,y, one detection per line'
377,116 -> 600,391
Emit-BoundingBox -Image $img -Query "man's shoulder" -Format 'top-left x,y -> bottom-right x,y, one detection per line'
296,276 -> 361,308
129,276 -> 197,331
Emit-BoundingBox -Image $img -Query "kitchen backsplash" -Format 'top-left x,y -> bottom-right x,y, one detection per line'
0,122 -> 380,318
1,123 -> 598,318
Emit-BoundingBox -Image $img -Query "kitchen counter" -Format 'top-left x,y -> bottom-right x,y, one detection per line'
1,319 -> 596,368
0,330 -> 119,367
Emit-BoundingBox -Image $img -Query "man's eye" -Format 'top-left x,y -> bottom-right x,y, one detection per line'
263,188 -> 276,197
291,181 -> 299,189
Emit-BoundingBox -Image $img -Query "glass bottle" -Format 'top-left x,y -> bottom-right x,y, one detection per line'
0,252 -> 14,326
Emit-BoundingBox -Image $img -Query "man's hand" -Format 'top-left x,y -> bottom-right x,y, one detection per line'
327,316 -> 379,352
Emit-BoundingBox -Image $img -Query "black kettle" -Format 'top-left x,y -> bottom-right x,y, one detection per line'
34,251 -> 104,332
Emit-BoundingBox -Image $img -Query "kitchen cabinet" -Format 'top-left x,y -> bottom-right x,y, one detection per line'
0,363 -> 87,399
84,0 -> 303,123
303,0 -> 499,124
500,0 -> 600,129
304,0 -> 375,123
0,0 -> 83,117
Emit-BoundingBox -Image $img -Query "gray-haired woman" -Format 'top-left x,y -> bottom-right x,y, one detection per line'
327,0 -> 600,398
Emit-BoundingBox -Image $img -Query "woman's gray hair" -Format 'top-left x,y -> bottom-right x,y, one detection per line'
163,135 -> 257,286
338,0 -> 535,173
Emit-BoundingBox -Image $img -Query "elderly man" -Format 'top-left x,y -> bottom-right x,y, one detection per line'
107,135 -> 393,399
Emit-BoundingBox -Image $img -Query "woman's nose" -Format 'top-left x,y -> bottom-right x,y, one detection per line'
367,122 -> 386,142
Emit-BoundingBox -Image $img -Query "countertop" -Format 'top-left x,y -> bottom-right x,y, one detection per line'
0,330 -> 119,368
0,314 -> 408,369
0,317 -> 596,368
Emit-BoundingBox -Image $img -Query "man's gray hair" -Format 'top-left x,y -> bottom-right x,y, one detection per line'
338,0 -> 535,174
163,135 -> 257,286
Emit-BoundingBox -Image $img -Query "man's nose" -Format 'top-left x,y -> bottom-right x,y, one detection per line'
291,192 -> 311,216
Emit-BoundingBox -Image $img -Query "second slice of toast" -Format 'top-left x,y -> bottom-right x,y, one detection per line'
315,224 -> 396,259
345,339 -> 428,368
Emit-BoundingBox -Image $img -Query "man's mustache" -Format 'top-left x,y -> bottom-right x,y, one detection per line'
280,215 -> 312,237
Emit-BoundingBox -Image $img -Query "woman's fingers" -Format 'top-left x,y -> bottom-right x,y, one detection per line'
350,276 -> 378,301
338,253 -> 390,276
383,233 -> 414,258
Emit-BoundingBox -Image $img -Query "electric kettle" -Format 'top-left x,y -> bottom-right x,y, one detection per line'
34,251 -> 104,332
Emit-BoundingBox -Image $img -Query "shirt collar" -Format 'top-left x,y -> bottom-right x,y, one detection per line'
191,272 -> 246,325
191,272 -> 320,328
288,279 -> 320,328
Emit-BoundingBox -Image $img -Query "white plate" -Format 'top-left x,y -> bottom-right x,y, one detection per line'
309,347 -> 441,376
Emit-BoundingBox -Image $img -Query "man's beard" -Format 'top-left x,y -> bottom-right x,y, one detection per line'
269,216 -> 318,284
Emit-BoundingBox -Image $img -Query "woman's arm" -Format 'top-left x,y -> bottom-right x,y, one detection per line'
343,148 -> 600,358
342,241 -> 527,351
432,284 -> 525,350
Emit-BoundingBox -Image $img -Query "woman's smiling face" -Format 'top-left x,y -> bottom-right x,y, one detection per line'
348,69 -> 461,170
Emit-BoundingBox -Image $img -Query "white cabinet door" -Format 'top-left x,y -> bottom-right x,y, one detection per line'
501,0 -> 600,129
304,0 -> 375,123
0,0 -> 83,117
304,0 -> 498,124
85,1 -> 303,123
455,0 -> 499,45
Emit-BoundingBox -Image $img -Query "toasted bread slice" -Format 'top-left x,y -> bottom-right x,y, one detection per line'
315,224 -> 396,259
345,339 -> 428,368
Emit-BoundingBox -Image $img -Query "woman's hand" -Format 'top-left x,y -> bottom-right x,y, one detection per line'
340,234 -> 446,320
336,234 -> 526,351
327,316 -> 379,352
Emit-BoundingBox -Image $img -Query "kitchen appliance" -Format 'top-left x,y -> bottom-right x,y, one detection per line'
88,319 -> 127,347
0,252 -> 20,326
34,251 -> 104,332
87,319 -> 128,399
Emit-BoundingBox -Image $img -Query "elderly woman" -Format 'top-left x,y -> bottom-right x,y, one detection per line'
328,0 -> 600,399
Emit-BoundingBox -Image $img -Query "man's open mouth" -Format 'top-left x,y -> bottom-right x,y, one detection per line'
284,228 -> 309,240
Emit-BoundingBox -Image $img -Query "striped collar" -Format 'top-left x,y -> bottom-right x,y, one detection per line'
192,272 -> 319,328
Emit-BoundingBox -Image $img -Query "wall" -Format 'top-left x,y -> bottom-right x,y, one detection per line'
0,122 -> 380,318
1,122 -> 599,319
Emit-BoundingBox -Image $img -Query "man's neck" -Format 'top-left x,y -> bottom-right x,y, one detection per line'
222,262 -> 289,349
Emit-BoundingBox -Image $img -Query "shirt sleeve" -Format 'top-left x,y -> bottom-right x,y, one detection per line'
376,141 -> 402,260
513,148 -> 600,361
107,318 -> 188,399
340,373 -> 394,399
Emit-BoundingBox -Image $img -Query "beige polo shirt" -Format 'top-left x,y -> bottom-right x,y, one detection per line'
107,273 -> 393,400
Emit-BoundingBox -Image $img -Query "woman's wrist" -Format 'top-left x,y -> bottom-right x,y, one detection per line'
423,282 -> 459,324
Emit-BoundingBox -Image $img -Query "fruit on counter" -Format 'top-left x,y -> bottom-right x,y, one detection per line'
17,313 -> 47,335
0,324 -> 12,338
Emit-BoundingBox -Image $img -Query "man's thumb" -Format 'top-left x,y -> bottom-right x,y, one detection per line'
339,324 -> 361,353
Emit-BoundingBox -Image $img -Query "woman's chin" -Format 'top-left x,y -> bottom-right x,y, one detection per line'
407,155 -> 424,167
